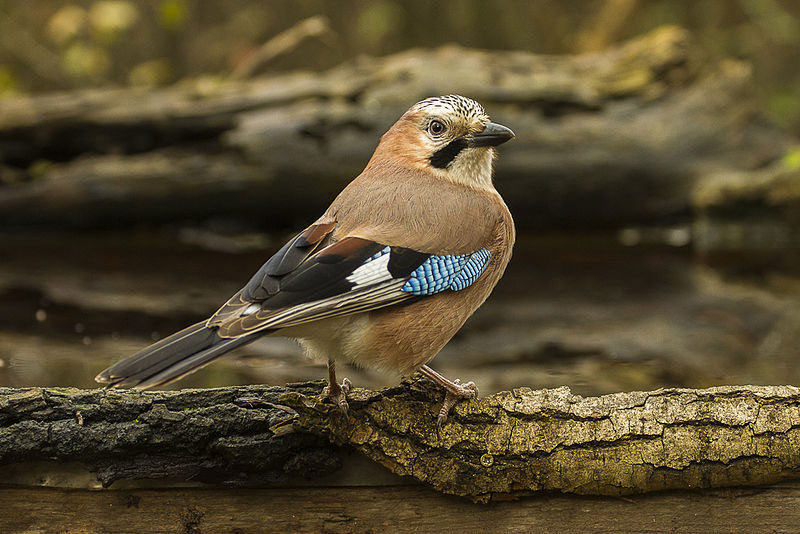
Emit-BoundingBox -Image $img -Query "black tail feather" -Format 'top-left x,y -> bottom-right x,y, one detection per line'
133,335 -> 255,389
95,321 -> 262,389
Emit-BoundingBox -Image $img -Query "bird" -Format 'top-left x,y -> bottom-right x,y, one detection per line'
95,94 -> 515,426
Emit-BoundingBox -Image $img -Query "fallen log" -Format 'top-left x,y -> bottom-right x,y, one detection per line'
0,26 -> 791,230
0,382 -> 341,487
3,379 -> 800,503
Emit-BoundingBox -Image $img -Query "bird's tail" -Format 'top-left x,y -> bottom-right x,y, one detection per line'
95,321 -> 263,389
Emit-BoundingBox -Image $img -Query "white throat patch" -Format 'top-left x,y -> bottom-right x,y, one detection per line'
447,147 -> 495,188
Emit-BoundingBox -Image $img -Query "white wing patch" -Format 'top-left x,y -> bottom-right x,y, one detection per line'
345,249 -> 392,287
242,303 -> 261,316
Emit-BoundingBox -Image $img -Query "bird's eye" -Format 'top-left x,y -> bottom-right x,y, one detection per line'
428,120 -> 445,136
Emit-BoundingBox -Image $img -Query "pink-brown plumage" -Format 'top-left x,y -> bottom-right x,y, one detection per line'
284,101 -> 515,375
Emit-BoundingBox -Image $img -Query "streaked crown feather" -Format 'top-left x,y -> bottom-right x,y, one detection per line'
411,94 -> 489,123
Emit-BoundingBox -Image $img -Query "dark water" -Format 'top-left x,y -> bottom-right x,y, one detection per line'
1,226 -> 799,396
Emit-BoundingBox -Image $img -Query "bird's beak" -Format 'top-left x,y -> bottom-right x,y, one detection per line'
466,122 -> 515,148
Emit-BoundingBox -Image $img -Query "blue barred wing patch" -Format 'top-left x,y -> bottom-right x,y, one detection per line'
369,246 -> 391,261
401,248 -> 491,296
449,248 -> 492,290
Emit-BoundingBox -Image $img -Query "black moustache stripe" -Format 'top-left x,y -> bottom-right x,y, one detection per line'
429,138 -> 468,169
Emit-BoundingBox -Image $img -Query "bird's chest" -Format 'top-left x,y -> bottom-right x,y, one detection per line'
332,184 -> 499,256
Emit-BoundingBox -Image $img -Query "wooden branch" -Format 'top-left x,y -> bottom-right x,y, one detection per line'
0,26 -> 791,230
3,380 -> 800,502
230,16 -> 334,80
0,382 -> 341,487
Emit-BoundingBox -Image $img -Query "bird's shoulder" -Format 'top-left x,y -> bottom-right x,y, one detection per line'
326,162 -> 511,255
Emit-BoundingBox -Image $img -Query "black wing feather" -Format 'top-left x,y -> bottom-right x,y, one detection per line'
209,221 -> 336,325
261,240 -> 386,308
387,247 -> 432,278
213,237 -> 430,337
243,221 -> 336,299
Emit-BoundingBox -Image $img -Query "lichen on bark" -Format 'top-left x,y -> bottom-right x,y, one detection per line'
283,380 -> 800,502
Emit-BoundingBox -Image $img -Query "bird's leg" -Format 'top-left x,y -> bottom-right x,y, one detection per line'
323,359 -> 351,416
419,365 -> 478,427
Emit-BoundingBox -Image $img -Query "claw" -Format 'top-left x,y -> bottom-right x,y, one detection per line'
436,379 -> 479,428
323,377 -> 351,417
324,360 -> 352,417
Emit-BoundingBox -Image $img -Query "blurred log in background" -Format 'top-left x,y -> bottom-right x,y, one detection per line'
2,1 -> 800,134
0,25 -> 796,231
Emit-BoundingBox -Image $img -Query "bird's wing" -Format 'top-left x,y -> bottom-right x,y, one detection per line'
206,228 -> 492,339
207,220 -> 335,325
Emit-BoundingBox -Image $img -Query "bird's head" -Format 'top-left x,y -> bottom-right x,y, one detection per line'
369,95 -> 514,189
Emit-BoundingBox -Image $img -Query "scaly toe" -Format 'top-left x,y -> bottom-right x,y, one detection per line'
436,380 -> 479,428
324,380 -> 351,418
460,381 -> 479,398
336,397 -> 349,418
436,410 -> 448,429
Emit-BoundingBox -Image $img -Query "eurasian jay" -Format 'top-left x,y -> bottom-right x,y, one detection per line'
96,94 -> 515,425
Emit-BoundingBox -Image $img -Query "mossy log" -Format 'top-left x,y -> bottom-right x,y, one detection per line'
0,382 -> 342,488
3,379 -> 800,503
0,26 -> 791,230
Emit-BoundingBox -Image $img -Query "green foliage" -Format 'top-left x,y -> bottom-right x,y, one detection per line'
0,65 -> 16,96
1,1 -> 800,133
27,160 -> 53,180
62,42 -> 110,79
159,0 -> 187,30
46,5 -> 87,45
782,147 -> 800,171
767,88 -> 800,130
356,1 -> 404,50
88,0 -> 139,41
739,0 -> 800,45
128,58 -> 172,87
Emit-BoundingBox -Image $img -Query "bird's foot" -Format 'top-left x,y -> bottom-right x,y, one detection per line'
418,365 -> 479,428
323,377 -> 352,417
437,378 -> 478,428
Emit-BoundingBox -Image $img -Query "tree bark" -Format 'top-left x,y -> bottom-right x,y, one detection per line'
3,379 -> 800,503
0,26 -> 791,230
0,382 -> 341,488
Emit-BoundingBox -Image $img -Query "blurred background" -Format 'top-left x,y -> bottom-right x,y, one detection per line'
1,0 -> 800,396
1,1 -> 800,132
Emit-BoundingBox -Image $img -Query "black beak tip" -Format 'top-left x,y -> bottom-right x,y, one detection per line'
494,123 -> 515,143
469,122 -> 515,148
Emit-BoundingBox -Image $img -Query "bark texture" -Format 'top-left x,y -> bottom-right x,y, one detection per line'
0,26 -> 791,230
3,380 -> 800,502
0,382 -> 341,487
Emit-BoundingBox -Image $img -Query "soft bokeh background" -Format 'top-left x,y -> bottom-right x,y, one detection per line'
2,0 -> 800,133
1,0 -> 800,396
